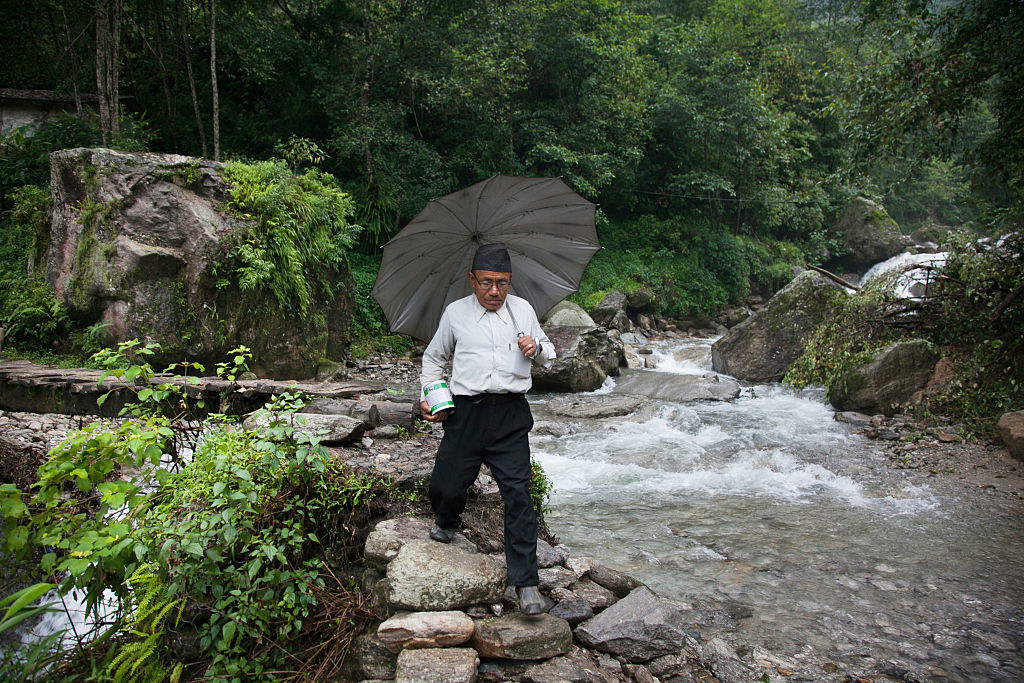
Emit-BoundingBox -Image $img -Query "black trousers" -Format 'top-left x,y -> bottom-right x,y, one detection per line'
428,394 -> 538,587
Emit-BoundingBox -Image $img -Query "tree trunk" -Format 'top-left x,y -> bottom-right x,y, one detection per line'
61,4 -> 83,115
178,0 -> 207,157
210,0 -> 219,161
94,0 -> 121,145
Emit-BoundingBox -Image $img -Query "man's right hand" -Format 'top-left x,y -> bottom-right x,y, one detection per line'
420,400 -> 451,422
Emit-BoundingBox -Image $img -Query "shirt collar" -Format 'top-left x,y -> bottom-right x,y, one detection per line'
471,295 -> 512,324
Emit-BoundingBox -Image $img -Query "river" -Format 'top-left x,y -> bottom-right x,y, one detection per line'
531,336 -> 1024,681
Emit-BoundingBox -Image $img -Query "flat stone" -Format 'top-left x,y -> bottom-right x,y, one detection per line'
564,556 -> 597,577
545,394 -> 647,419
242,410 -> 365,444
471,614 -> 572,660
588,564 -> 642,598
612,371 -> 741,402
548,598 -> 593,626
538,566 -> 578,591
365,516 -> 476,564
536,538 -> 562,569
574,586 -> 694,663
385,540 -> 505,610
377,611 -> 476,653
569,578 -> 618,611
521,655 -> 590,683
394,647 -> 479,683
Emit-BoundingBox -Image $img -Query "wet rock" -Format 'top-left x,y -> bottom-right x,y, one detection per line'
377,611 -> 476,652
711,271 -> 850,383
549,598 -> 594,626
830,340 -> 939,416
622,663 -> 657,683
589,564 -> 643,598
997,411 -> 1024,461
698,637 -> 759,683
536,538 -> 562,569
384,540 -> 505,610
568,578 -> 617,611
545,394 -> 647,419
544,301 -> 596,327
394,647 -> 479,683
612,371 -> 740,402
591,291 -> 633,333
574,586 -> 694,662
834,411 -> 873,425
532,326 -> 624,393
564,556 -> 597,577
471,614 -> 573,660
648,652 -> 686,678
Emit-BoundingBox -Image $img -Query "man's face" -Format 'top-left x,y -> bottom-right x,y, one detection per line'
470,269 -> 512,311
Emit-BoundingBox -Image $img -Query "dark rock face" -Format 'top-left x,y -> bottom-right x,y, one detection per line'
532,326 -> 624,393
46,148 -> 355,379
711,271 -> 849,383
830,340 -> 939,416
574,586 -> 695,663
831,197 -> 910,273
997,411 -> 1024,461
590,290 -> 633,332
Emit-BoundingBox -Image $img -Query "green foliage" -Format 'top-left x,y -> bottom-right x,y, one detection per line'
1,277 -> 70,350
348,252 -> 414,358
216,345 -> 253,382
0,583 -> 68,681
529,459 -> 554,518
222,160 -> 361,313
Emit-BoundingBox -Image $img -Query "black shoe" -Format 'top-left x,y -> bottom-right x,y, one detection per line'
516,586 -> 545,615
429,524 -> 455,543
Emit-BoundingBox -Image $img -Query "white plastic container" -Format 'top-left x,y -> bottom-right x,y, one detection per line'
423,381 -> 455,414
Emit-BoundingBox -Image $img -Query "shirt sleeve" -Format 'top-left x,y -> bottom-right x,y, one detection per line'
420,306 -> 456,393
527,303 -> 555,370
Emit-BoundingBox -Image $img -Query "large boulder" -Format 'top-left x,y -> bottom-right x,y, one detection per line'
829,340 -> 939,416
996,411 -> 1024,461
384,540 -> 505,610
46,148 -> 355,378
573,586 -> 694,663
590,291 -> 633,332
612,371 -> 740,402
543,301 -> 596,327
532,326 -> 624,393
831,197 -> 910,273
711,271 -> 849,383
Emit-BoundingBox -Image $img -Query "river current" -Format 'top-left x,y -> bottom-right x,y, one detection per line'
531,337 -> 1024,681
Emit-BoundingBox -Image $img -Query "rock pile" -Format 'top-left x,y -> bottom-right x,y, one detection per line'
351,514 -> 726,682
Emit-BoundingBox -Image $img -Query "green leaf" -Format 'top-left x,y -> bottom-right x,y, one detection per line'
222,620 -> 236,647
0,583 -> 54,622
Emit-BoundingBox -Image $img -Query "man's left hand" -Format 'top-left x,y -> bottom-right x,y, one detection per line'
517,335 -> 538,358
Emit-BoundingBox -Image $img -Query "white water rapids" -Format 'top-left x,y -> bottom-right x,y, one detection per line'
531,337 -> 1024,681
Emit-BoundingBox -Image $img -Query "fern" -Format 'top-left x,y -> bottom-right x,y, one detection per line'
104,565 -> 183,683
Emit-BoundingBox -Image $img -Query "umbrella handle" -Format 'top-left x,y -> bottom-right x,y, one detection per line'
505,302 -> 526,338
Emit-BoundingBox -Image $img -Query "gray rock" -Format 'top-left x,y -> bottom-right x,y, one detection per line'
620,332 -> 648,346
612,371 -> 740,402
471,614 -> 572,660
365,516 -> 476,564
549,598 -> 593,626
532,326 -> 624,393
622,343 -> 643,370
997,410 -> 1024,461
538,566 -> 578,591
394,647 -> 479,683
648,652 -> 686,678
588,564 -> 642,599
832,197 -> 911,273
377,610 -> 476,652
241,411 -> 365,445
711,271 -> 849,383
698,637 -> 759,683
45,148 -> 354,379
574,586 -> 694,662
626,289 -> 655,311
545,394 -> 647,419
385,540 -> 505,610
830,340 -> 939,416
544,301 -> 596,327
591,291 -> 633,332
834,411 -> 873,425
564,556 -> 596,577
344,631 -> 398,681
569,578 -> 617,611
536,538 -> 562,569
521,655 -> 591,683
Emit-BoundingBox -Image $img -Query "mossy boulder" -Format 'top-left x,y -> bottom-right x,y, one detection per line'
46,148 -> 355,378
831,197 -> 911,273
829,339 -> 939,416
711,271 -> 849,383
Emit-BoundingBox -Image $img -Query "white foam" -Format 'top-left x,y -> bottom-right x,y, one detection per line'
584,375 -> 616,395
860,252 -> 948,299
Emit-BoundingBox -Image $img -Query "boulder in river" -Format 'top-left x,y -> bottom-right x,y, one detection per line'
711,271 -> 849,383
573,586 -> 694,663
612,370 -> 740,402
46,148 -> 355,379
829,339 -> 939,416
830,197 -> 911,273
544,394 -> 647,419
532,326 -> 623,393
543,300 -> 596,327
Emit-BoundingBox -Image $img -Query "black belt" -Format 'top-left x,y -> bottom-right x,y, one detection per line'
457,393 -> 525,405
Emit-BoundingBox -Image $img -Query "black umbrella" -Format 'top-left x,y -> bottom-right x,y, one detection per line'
371,175 -> 600,342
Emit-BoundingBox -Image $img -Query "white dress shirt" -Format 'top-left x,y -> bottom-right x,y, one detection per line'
420,294 -> 555,396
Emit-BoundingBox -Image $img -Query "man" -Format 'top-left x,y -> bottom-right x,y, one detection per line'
419,242 -> 555,615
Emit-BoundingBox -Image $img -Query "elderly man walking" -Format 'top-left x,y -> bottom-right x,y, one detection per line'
419,242 -> 555,614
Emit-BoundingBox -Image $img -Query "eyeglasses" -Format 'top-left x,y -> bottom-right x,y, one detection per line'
472,276 -> 510,291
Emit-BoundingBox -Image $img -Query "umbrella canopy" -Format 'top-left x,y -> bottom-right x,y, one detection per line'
371,175 -> 599,342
